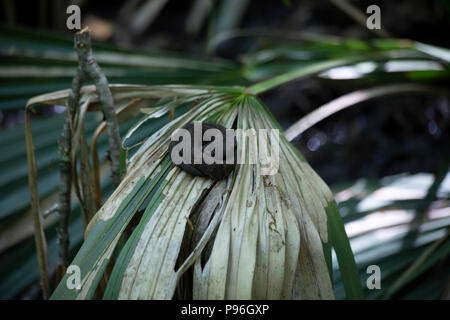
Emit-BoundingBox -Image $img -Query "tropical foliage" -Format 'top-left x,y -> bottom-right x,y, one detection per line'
0,6 -> 449,299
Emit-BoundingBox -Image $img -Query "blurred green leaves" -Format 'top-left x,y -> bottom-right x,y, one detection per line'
1,23 -> 449,299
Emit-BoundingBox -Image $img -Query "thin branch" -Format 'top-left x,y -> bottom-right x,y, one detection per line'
25,28 -> 122,298
56,63 -> 84,272
56,113 -> 74,269
55,28 -> 122,271
25,107 -> 51,299
90,122 -> 105,210
70,97 -> 92,224
75,28 -> 122,187
79,124 -> 97,225
90,98 -> 143,209
71,152 -> 85,218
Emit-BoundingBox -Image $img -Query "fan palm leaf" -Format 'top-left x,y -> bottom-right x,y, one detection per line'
44,85 -> 355,299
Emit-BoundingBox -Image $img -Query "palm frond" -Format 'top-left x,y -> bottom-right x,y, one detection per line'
46,85 -> 359,299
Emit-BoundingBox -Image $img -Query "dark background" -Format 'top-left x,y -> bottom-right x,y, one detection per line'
1,0 -> 449,185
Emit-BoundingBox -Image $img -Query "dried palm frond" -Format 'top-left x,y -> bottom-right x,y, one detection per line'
44,85 -> 358,300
